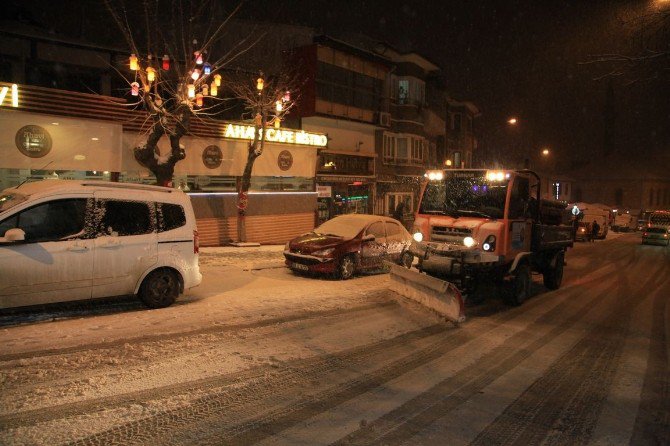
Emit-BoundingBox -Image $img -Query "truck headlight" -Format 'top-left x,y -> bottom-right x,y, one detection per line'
463,236 -> 475,248
413,231 -> 423,242
482,235 -> 496,252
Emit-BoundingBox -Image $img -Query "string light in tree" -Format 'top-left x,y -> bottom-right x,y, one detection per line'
187,84 -> 195,98
203,62 -> 211,75
214,74 -> 222,86
146,67 -> 156,83
202,84 -> 209,96
131,81 -> 140,96
191,69 -> 200,81
196,93 -> 203,107
162,54 -> 170,70
210,81 -> 218,96
256,75 -> 264,92
194,51 -> 203,65
129,54 -> 138,71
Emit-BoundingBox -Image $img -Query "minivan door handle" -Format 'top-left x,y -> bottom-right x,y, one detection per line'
99,238 -> 121,248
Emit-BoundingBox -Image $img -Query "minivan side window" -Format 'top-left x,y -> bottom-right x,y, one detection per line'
0,199 -> 87,242
99,200 -> 153,236
157,203 -> 186,232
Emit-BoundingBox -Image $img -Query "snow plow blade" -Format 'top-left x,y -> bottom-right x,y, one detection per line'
388,263 -> 466,325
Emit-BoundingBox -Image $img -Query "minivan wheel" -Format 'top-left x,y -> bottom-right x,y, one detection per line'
336,255 -> 355,280
139,268 -> 180,308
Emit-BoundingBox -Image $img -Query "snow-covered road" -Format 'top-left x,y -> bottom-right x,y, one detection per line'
1,233 -> 668,445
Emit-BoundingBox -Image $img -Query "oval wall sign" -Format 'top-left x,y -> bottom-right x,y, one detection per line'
202,145 -> 223,169
15,125 -> 53,158
277,150 -> 293,171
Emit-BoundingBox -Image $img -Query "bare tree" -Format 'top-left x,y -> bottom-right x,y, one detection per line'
582,4 -> 669,84
227,71 -> 298,242
103,0 -> 262,186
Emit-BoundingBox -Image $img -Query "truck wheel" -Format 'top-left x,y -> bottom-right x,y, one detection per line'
336,255 -> 355,280
505,263 -> 531,306
543,251 -> 565,290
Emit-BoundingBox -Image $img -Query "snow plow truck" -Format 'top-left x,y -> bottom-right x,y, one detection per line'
389,169 -> 573,324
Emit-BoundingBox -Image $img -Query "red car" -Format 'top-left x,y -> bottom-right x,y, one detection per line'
284,214 -> 414,279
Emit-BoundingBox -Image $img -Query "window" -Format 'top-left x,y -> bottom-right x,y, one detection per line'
454,151 -> 462,168
158,203 -> 186,232
366,221 -> 386,238
509,177 -> 530,219
397,77 -> 425,105
412,139 -> 425,162
398,79 -> 409,104
316,62 -> 383,111
383,133 -> 426,165
99,200 -> 153,236
383,134 -> 396,163
453,113 -> 462,131
387,193 -> 413,217
396,138 -> 409,162
0,199 -> 87,242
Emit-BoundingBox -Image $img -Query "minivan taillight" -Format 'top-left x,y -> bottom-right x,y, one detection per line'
193,229 -> 200,254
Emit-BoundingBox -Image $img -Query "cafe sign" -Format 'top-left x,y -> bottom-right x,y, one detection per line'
223,124 -> 328,147
15,125 -> 52,158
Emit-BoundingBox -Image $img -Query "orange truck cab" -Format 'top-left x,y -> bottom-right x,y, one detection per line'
409,169 -> 573,305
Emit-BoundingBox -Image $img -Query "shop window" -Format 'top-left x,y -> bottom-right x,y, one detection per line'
387,193 -> 413,217
251,176 -> 312,192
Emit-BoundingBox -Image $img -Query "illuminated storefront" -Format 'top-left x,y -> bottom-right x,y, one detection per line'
0,82 -> 328,245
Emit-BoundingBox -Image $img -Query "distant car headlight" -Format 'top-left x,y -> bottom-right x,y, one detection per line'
463,236 -> 476,248
312,247 -> 335,257
413,231 -> 423,242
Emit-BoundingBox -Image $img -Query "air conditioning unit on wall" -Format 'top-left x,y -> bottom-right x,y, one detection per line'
378,112 -> 391,127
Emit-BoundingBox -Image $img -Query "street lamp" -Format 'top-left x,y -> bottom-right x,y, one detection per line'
508,117 -> 518,125
542,148 -> 550,156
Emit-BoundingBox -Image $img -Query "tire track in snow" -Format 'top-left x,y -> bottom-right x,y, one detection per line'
0,298 -> 395,362
335,237 -> 661,445
469,265 -> 664,445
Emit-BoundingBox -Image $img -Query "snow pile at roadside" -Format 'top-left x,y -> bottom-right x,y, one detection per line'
199,244 -> 285,270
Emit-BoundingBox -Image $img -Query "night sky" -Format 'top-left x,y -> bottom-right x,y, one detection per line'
243,0 -> 669,173
6,0 -> 670,174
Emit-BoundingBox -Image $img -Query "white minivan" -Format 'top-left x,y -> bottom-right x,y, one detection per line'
0,180 -> 202,309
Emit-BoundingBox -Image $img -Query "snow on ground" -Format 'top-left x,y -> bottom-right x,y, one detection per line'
198,244 -> 287,270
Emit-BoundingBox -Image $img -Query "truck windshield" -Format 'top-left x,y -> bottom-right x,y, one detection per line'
419,171 -> 507,219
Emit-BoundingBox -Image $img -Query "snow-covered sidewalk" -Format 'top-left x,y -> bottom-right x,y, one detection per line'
199,244 -> 286,270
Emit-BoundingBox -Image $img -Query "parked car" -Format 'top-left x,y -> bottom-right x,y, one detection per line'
641,226 -> 670,246
0,180 -> 202,310
284,214 -> 413,279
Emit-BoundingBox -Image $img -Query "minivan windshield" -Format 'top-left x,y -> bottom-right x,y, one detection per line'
0,192 -> 28,213
419,171 -> 507,219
